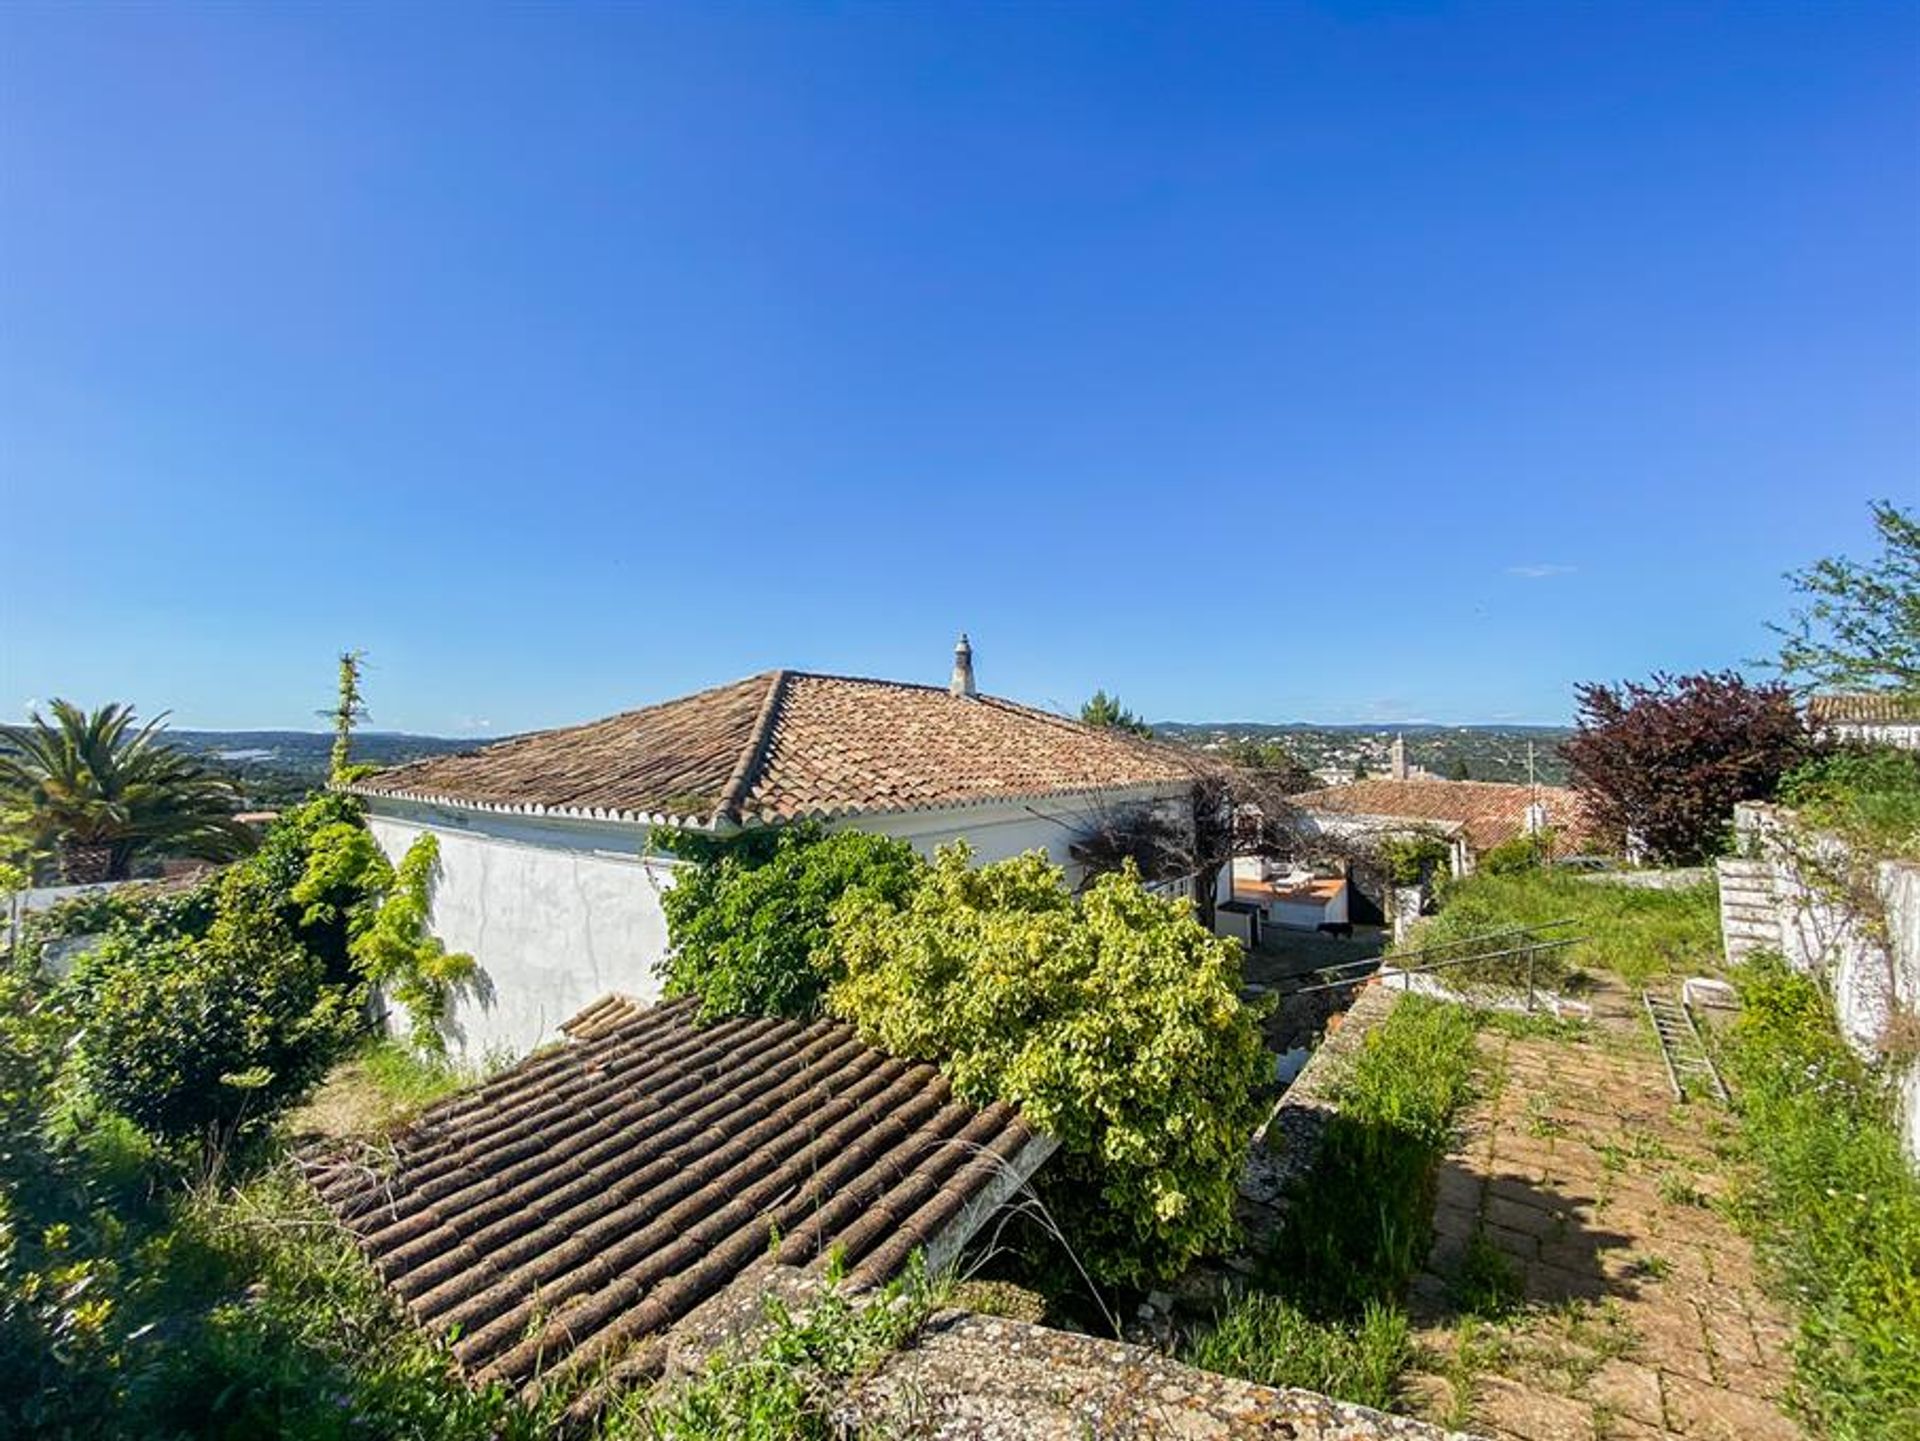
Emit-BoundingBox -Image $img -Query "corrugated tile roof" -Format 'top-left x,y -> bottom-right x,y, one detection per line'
1807,692 -> 1920,725
351,670 -> 1194,826
1289,779 -> 1594,854
300,996 -> 1044,1403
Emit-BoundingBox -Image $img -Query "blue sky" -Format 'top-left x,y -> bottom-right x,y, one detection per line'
2,4 -> 1914,733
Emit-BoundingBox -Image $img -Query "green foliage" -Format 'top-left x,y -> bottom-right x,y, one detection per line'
825,846 -> 1267,1286
1478,828 -> 1556,876
1219,737 -> 1316,791
1771,499 -> 1920,696
349,834 -> 474,1053
1718,956 -> 1920,1439
1449,1228 -> 1523,1319
1378,832 -> 1451,887
1778,743 -> 1920,861
1079,688 -> 1153,737
1266,997 -> 1479,1316
63,869 -> 362,1150
326,650 -> 370,787
656,822 -> 926,1020
1182,1294 -> 1410,1411
1415,866 -> 1722,985
0,699 -> 255,882
611,1258 -> 945,1440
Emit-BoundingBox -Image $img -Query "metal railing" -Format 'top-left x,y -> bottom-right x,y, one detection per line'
1288,918 -> 1584,1013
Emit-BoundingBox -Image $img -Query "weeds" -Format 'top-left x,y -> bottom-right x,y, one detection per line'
1182,1294 -> 1410,1412
1449,1229 -> 1522,1320
1717,956 -> 1920,1438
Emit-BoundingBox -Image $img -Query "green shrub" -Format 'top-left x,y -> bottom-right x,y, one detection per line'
825,846 -> 1268,1286
1478,829 -> 1556,876
657,822 -> 927,1020
347,833 -> 475,1052
64,868 -> 361,1151
1182,1294 -> 1410,1411
1414,867 -> 1721,985
1378,833 -> 1452,887
1267,996 -> 1479,1316
1777,743 -> 1920,860
1718,955 -> 1920,1439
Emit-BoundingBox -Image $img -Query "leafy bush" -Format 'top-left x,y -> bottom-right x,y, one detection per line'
1562,671 -> 1809,864
1267,996 -> 1479,1315
1478,829 -> 1556,876
64,868 -> 361,1151
1414,866 -> 1722,985
1377,833 -> 1451,887
1718,955 -> 1920,1439
657,822 -> 927,1020
1182,1294 -> 1410,1411
347,833 -> 475,1053
825,846 -> 1267,1286
1777,743 -> 1920,861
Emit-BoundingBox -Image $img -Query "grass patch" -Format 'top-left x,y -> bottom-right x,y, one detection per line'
1718,955 -> 1920,1439
613,1258 -> 946,1440
1413,868 -> 1723,985
1449,1229 -> 1522,1320
1188,995 -> 1483,1413
1183,1295 -> 1410,1412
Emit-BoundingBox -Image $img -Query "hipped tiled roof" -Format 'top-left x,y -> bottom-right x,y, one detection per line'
301,996 -> 1044,1403
352,670 -> 1193,827
1290,779 -> 1594,854
1807,692 -> 1920,725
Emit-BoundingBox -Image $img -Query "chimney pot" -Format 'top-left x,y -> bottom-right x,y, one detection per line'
950,633 -> 977,698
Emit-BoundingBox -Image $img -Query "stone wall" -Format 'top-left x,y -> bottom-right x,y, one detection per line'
1718,802 -> 1920,1165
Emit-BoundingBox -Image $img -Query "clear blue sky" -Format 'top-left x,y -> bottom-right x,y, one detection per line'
3,4 -> 1914,734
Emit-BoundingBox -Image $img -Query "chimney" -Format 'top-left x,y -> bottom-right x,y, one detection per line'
949,632 -> 976,698
1389,733 -> 1407,782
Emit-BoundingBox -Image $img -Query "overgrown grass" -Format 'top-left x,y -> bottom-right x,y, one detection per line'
607,1257 -> 947,1440
1777,743 -> 1920,861
1414,868 -> 1722,985
1183,1295 -> 1410,1411
1717,955 -> 1920,1440
1186,995 -> 1482,1413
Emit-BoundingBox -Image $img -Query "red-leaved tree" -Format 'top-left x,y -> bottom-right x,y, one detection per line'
1561,672 -> 1809,864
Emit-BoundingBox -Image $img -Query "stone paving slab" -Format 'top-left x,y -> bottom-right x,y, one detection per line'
1403,1020 -> 1802,1440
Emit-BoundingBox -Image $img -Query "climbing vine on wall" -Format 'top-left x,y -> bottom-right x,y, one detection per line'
348,834 -> 476,1054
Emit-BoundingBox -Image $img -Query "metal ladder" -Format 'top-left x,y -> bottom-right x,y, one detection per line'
1642,991 -> 1730,1103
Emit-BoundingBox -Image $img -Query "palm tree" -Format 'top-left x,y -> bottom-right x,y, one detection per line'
0,700 -> 255,883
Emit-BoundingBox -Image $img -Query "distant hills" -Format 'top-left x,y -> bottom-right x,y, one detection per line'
171,719 -> 1571,808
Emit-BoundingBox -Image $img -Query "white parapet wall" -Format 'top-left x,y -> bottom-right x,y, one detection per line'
1721,802 -> 1920,1166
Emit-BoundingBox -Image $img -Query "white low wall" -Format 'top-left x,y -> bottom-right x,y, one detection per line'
1722,802 -> 1920,1166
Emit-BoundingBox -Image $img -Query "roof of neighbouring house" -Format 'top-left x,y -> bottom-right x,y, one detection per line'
299,995 -> 1049,1406
1288,779 -> 1594,854
1806,692 -> 1920,725
349,670 -> 1195,827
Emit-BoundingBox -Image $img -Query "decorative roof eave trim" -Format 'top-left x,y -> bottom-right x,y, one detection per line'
341,783 -> 741,834
732,776 -> 1195,829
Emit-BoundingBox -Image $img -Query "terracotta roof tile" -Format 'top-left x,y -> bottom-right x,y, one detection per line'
1807,692 -> 1920,725
1290,779 -> 1594,854
352,670 -> 1193,825
300,997 -> 1044,1402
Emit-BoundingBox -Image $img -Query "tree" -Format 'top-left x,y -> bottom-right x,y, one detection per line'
1080,689 -> 1153,737
1220,738 -> 1318,793
1561,672 -> 1810,864
655,822 -> 927,1019
825,846 -> 1267,1285
0,701 -> 253,883
1447,756 -> 1472,781
1771,500 -> 1920,697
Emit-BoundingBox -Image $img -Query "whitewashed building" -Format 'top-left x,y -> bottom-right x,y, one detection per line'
352,640 -> 1200,1059
1807,693 -> 1920,751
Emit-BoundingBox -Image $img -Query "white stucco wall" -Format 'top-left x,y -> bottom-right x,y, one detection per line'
368,781 -> 1194,1061
366,803 -> 679,1061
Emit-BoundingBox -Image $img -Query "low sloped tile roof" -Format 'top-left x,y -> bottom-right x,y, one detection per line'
352,670 -> 1194,827
1289,779 -> 1593,853
1807,692 -> 1920,725
301,996 -> 1044,1403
